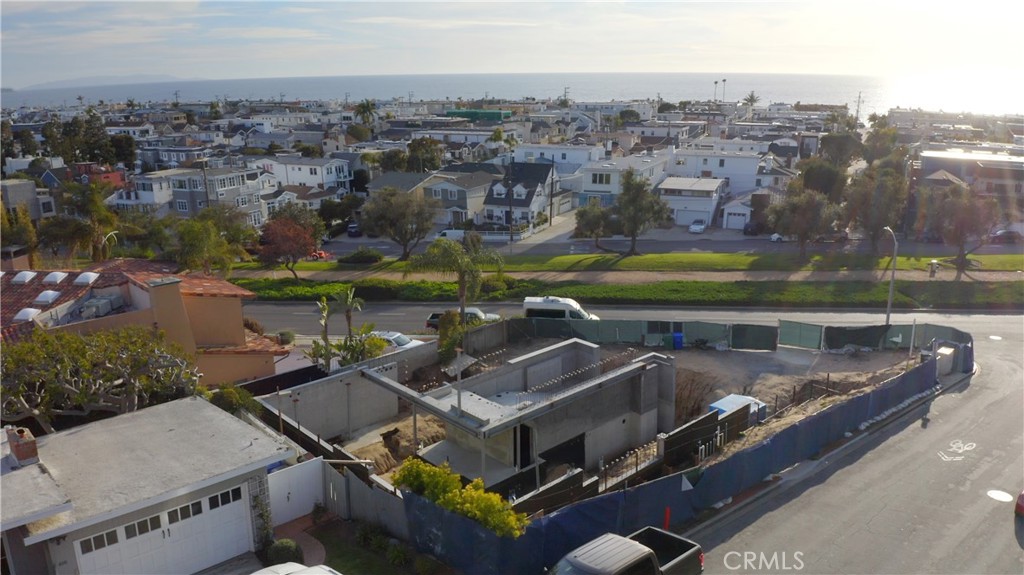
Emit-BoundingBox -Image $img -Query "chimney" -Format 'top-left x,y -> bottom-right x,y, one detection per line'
6,426 -> 40,467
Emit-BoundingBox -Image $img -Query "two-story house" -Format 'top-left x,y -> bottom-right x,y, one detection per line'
655,177 -> 725,228
246,156 -> 352,196
665,148 -> 763,194
167,166 -> 275,227
424,170 -> 497,227
578,154 -> 670,208
1,179 -> 57,225
481,162 -> 555,226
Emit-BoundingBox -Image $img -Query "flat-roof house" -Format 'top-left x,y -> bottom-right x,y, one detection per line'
0,397 -> 294,575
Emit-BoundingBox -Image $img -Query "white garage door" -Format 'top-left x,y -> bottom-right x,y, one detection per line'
674,209 -> 707,226
76,484 -> 252,575
725,211 -> 748,230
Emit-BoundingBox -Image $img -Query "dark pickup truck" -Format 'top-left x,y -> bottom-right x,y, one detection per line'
550,526 -> 703,575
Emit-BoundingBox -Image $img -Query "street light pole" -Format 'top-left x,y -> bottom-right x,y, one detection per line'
884,226 -> 898,325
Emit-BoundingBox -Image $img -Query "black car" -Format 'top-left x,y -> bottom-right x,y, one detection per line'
988,229 -> 1022,244
347,222 -> 363,237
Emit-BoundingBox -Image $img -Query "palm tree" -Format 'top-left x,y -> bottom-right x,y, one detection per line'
334,287 -> 365,337
404,235 -> 502,326
742,91 -> 760,120
354,99 -> 376,126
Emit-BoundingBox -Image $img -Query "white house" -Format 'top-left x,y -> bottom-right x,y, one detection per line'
656,177 -> 725,227
665,149 -> 763,194
245,156 -> 352,194
578,154 -> 670,208
513,144 -> 605,166
0,397 -> 294,575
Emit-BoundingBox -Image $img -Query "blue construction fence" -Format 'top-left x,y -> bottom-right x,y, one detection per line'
403,357 -> 943,575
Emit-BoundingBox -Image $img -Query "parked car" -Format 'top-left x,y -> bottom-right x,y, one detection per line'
371,330 -> 426,351
347,222 -> 363,237
770,233 -> 785,243
1016,489 -> 1024,517
988,229 -> 1022,244
425,307 -> 501,330
814,230 -> 849,243
742,221 -> 766,236
550,526 -> 704,575
251,564 -> 342,575
308,250 -> 329,261
688,219 -> 707,234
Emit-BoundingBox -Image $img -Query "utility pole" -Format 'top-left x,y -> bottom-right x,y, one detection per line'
344,92 -> 350,106
507,159 -> 514,245
173,90 -> 180,104
855,91 -> 863,124
548,162 -> 556,225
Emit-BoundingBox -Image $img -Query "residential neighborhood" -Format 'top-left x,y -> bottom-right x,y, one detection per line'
2,5 -> 1023,572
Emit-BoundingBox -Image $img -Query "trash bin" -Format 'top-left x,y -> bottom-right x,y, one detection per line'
663,334 -> 673,348
929,260 -> 938,278
673,332 -> 684,350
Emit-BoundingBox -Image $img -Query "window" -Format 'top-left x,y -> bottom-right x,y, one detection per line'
310,168 -> 318,175
495,188 -> 506,198
756,178 -> 762,187
41,201 -> 54,213
433,189 -> 441,198
238,195 -> 249,207
197,201 -> 204,208
79,530 -> 117,555
591,173 -> 610,185
719,159 -> 725,167
702,158 -> 708,166
126,514 -> 160,539
448,189 -> 457,200
176,200 -> 188,212
561,153 -> 567,160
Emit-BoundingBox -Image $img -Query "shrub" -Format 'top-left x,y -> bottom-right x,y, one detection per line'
210,385 -> 261,414
369,533 -> 389,553
278,330 -> 295,345
387,543 -> 411,566
479,274 -> 509,295
355,523 -> 384,547
243,317 -> 265,335
350,278 -> 402,300
339,247 -> 384,264
311,501 -> 327,525
266,538 -> 304,565
393,459 -> 528,538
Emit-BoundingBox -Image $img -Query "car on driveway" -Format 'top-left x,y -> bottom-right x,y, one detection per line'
770,233 -> 785,243
988,229 -> 1022,244
688,219 -> 707,234
347,222 -> 363,237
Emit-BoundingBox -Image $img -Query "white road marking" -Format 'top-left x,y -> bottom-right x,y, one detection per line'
378,313 -> 405,316
989,335 -> 1002,340
987,490 -> 1013,502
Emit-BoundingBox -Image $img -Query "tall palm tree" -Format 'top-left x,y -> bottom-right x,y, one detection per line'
742,91 -> 760,120
354,99 -> 376,126
404,235 -> 502,326
334,287 -> 365,337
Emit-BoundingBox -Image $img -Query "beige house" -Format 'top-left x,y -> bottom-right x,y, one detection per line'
0,259 -> 287,386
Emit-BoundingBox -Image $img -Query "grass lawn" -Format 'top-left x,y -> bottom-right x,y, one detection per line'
232,252 -> 1024,274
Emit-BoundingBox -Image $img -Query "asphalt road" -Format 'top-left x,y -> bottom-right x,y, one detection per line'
689,319 -> 1024,575
241,302 -> 1019,340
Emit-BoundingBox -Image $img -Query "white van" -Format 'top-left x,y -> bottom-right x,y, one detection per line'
523,296 -> 599,320
434,229 -> 466,241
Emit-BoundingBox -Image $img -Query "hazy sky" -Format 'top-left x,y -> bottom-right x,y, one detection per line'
2,1 -> 1020,90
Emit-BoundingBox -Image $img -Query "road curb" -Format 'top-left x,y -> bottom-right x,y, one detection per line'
681,363 -> 978,538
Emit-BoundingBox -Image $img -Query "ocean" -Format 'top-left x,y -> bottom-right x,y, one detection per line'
2,72 -> 1020,118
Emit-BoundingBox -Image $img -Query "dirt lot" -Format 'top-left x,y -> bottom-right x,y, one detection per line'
344,339 -> 911,476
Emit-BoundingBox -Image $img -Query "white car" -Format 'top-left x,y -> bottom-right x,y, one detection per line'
688,219 -> 707,234
371,331 -> 426,351
251,564 -> 342,575
770,233 -> 785,243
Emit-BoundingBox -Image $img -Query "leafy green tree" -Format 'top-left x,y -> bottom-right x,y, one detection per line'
15,130 -> 39,156
619,109 -> 641,123
208,100 -> 223,120
174,219 -> 236,275
915,184 -> 998,280
768,187 -> 840,258
258,217 -> 315,280
797,157 -> 846,203
615,168 -> 669,256
37,215 -> 91,263
110,134 -> 137,166
82,111 -> 116,164
1,326 -> 199,434
867,112 -> 889,129
1,120 -> 14,159
336,287 -> 365,337
118,211 -> 174,255
209,384 -> 261,414
379,148 -> 408,172
10,204 -> 40,267
360,186 -> 440,260
351,169 -> 370,193
657,102 -> 678,113
407,137 -> 444,172
862,126 -> 899,164
346,124 -> 371,142
269,202 -> 326,246
819,132 -> 863,168
844,165 -> 907,253
195,204 -> 257,254
319,194 -> 364,227
405,236 -> 503,326
64,182 -> 119,261
295,143 -> 323,158
574,203 -> 612,250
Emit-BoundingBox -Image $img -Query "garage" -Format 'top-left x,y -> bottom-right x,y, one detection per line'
725,211 -> 749,230
75,484 -> 252,575
674,209 -> 709,227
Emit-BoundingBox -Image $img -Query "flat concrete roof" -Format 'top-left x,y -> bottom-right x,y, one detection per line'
659,177 -> 722,191
0,437 -> 71,530
1,397 -> 292,540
